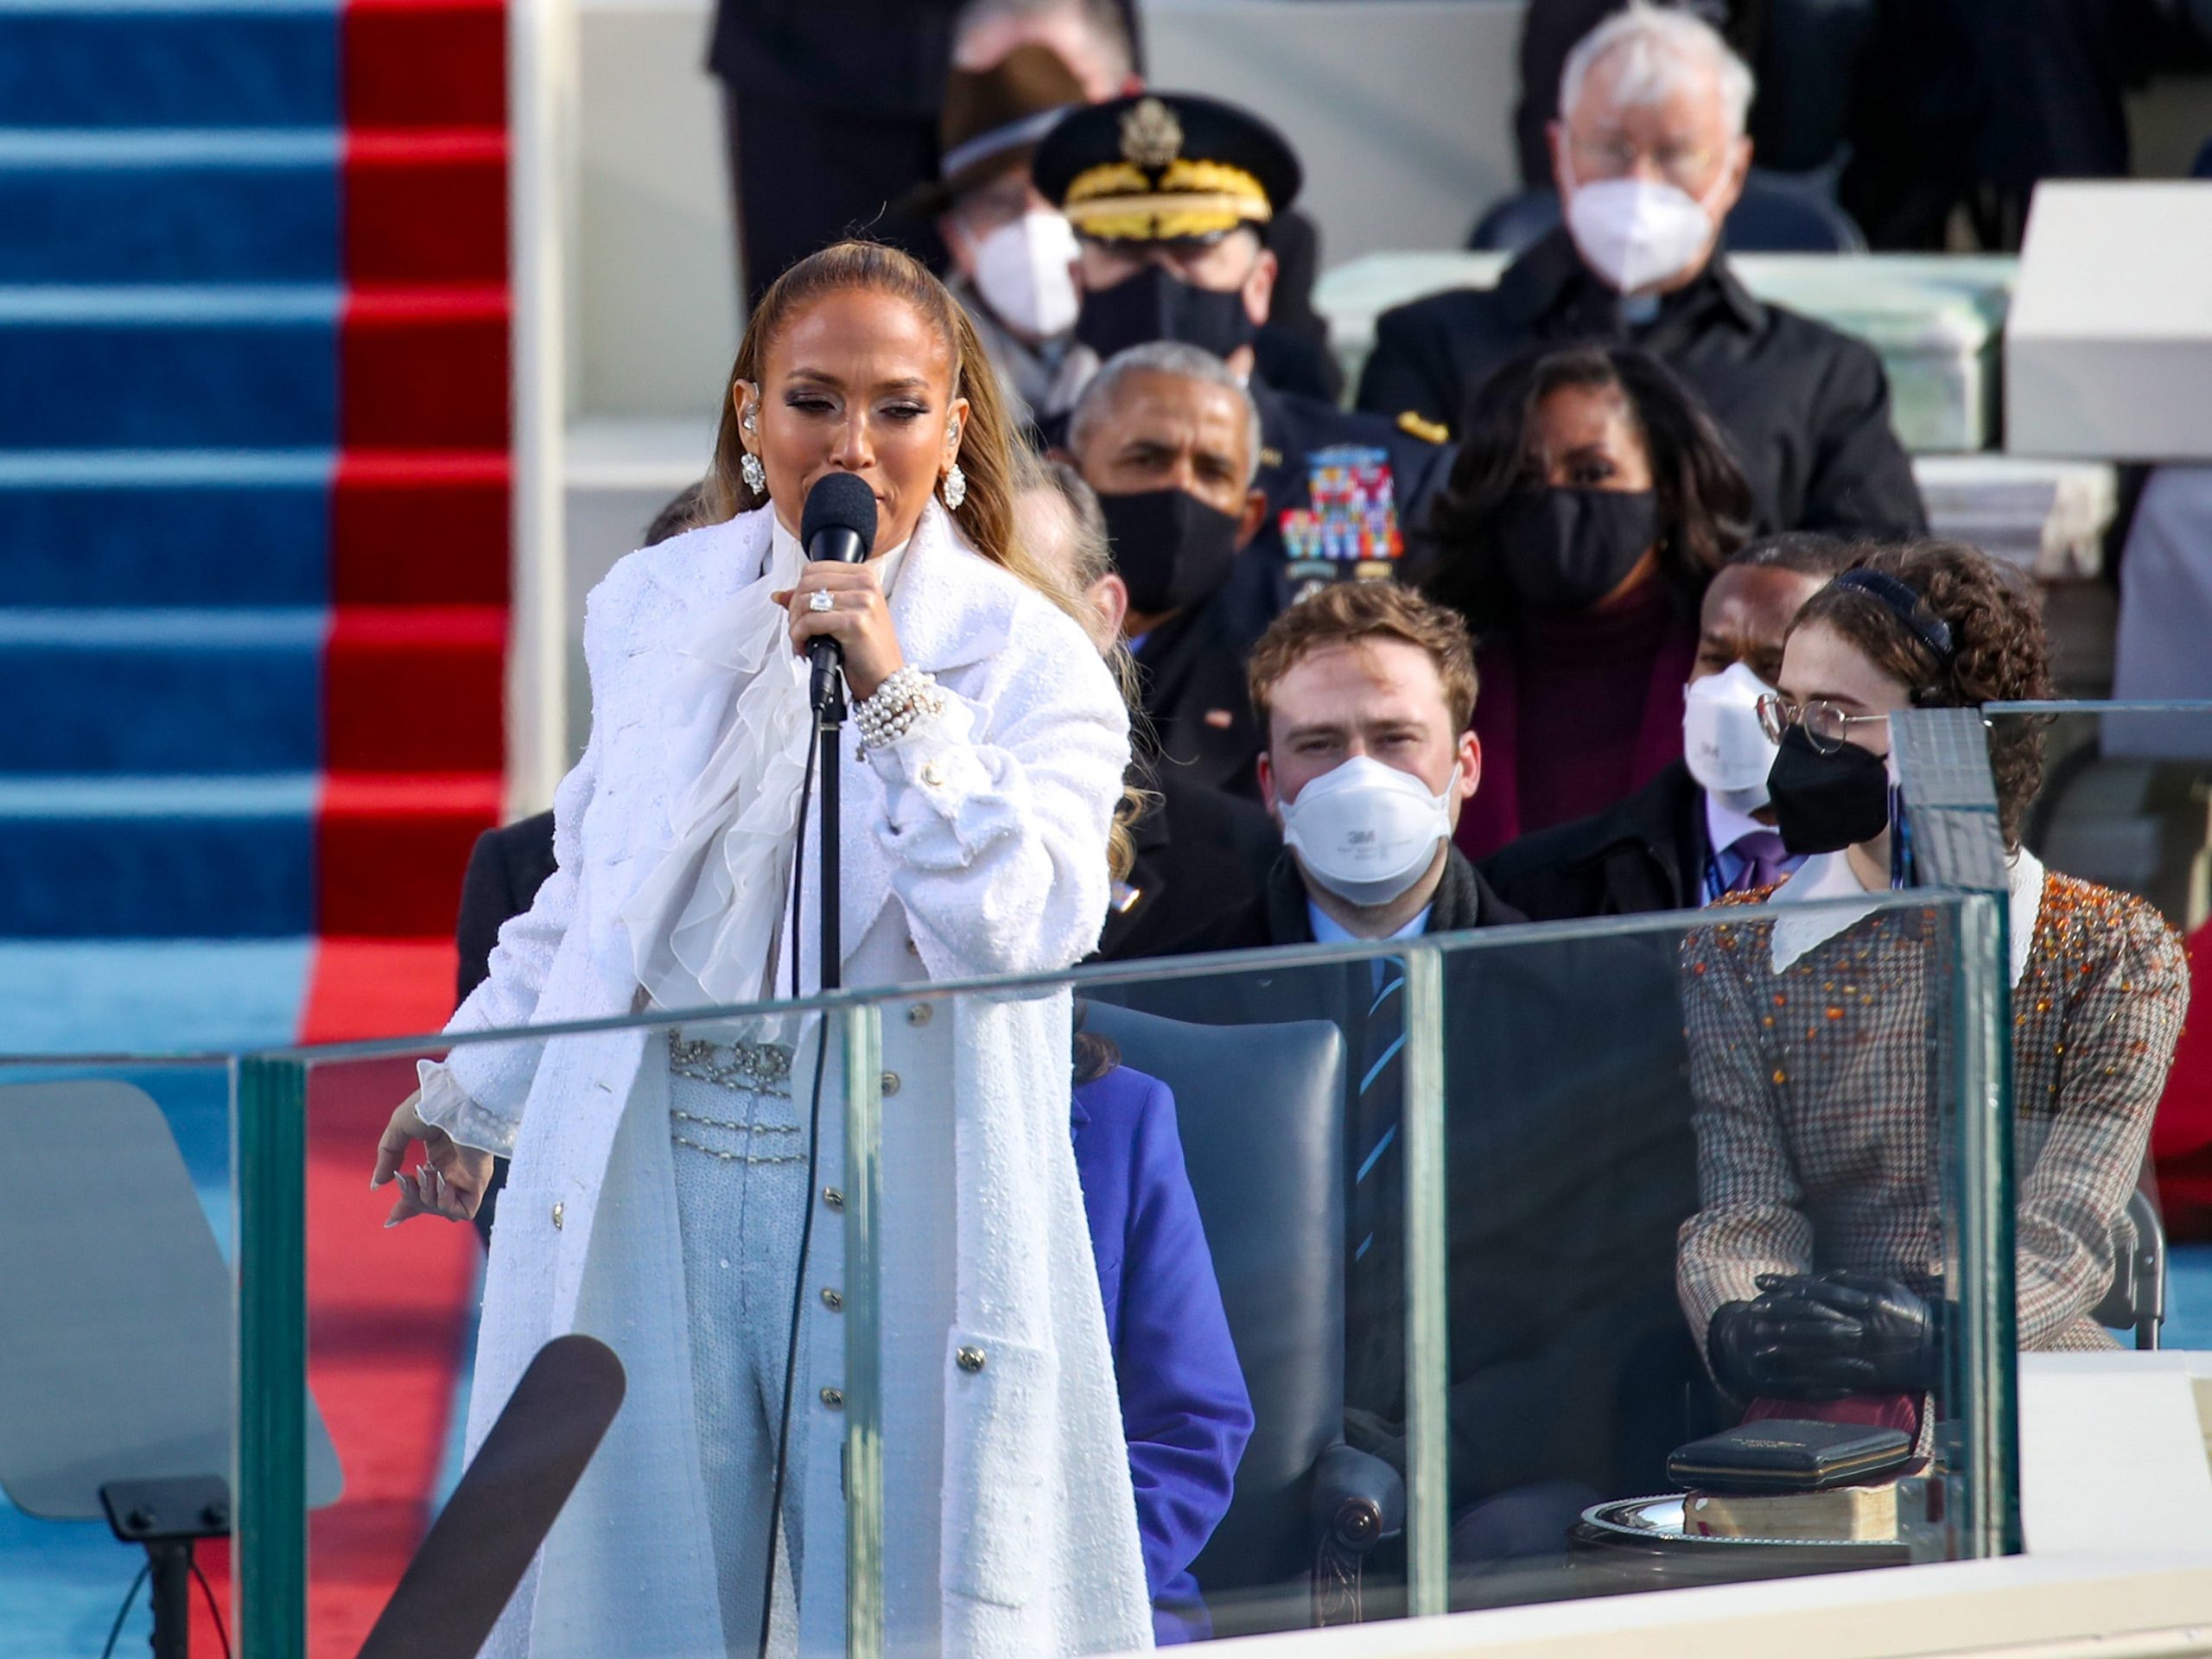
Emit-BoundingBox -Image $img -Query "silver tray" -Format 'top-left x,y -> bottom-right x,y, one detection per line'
1580,1494 -> 1910,1554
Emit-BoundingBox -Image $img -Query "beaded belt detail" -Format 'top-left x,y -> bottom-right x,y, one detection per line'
668,1033 -> 793,1095
668,1032 -> 804,1163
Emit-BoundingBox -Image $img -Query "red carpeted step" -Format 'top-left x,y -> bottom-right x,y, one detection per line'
334,451 -> 511,607
341,287 -> 510,451
301,937 -> 462,1040
345,131 -> 508,287
306,1049 -> 480,1653
345,0 -> 506,130
316,771 -> 503,937
326,604 -> 505,772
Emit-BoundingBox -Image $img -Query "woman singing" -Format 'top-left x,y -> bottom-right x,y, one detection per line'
1678,542 -> 2188,1421
371,242 -> 1154,1656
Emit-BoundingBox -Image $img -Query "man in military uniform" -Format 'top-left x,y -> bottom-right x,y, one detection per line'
1355,4 -> 1924,540
1033,90 -> 1454,653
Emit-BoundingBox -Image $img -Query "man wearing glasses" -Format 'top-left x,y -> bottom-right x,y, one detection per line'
1355,3 -> 1924,543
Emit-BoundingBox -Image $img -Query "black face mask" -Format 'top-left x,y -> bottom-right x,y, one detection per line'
1766,725 -> 1893,855
1072,264 -> 1258,361
1496,486 -> 1660,613
1096,486 -> 1243,616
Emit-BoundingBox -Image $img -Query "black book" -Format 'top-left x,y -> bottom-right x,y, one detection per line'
1668,1420 -> 1915,1495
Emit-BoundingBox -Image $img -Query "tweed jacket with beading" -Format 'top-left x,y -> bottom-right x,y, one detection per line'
1676,872 -> 2188,1353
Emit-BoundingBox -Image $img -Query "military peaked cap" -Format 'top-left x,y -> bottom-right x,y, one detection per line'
1033,91 -> 1302,243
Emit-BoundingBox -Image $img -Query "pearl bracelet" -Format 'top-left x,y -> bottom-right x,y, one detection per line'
853,666 -> 946,756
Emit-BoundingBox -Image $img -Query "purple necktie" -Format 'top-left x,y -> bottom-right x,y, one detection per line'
1730,830 -> 1793,894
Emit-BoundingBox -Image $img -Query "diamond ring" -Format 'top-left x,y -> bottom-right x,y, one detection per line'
807,590 -> 835,613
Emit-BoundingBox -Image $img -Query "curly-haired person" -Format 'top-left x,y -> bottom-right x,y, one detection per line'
1675,541 -> 2188,1430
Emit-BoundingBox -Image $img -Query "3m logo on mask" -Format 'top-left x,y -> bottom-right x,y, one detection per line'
1278,755 -> 1453,908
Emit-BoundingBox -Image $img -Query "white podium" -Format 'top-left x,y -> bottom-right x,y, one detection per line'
2006,181 -> 2212,461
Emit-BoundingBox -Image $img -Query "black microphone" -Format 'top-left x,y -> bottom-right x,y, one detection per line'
798,471 -> 880,711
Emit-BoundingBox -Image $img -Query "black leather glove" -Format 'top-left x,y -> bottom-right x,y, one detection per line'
1706,1301 -> 1770,1399
1708,1281 -> 1870,1401
1707,1300 -> 1815,1400
1754,1271 -> 1942,1393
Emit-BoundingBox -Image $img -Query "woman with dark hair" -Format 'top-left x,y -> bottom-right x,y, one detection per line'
1679,542 -> 2189,1426
1422,342 -> 1754,858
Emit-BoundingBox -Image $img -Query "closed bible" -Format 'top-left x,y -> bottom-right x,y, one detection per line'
1686,1483 -> 1899,1542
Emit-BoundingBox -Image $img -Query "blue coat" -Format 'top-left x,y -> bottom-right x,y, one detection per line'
1072,1065 -> 1255,1645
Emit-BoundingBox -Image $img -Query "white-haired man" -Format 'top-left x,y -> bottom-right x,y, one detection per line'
1356,1 -> 1924,542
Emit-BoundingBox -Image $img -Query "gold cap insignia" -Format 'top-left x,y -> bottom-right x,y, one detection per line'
1120,97 -> 1183,169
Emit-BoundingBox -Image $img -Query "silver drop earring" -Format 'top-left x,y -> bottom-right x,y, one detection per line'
741,451 -> 766,493
941,462 -> 967,510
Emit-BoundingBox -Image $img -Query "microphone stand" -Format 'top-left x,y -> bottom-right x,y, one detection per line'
815,677 -> 844,992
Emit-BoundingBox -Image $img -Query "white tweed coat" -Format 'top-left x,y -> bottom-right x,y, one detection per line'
432,502 -> 1154,1656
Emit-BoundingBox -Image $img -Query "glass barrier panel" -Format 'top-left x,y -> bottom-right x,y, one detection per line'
1084,940 -> 1453,1639
0,1057 -> 238,1656
1982,700 -> 2212,1357
1430,895 -> 2005,1614
234,892 -> 2019,1653
277,1004 -> 892,1659
251,948 -> 1430,1655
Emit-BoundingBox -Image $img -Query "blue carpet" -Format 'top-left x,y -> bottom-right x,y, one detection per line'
0,774 -> 317,937
0,608 -> 325,773
0,450 -> 333,607
0,285 -> 338,450
0,938 -> 309,1052
0,130 -> 339,283
0,0 -> 340,130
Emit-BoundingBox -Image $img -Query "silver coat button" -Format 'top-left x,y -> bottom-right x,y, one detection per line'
919,758 -> 947,787
550,1202 -> 564,1230
820,1287 -> 843,1311
906,1002 -> 932,1027
956,1345 -> 986,1374
880,1071 -> 900,1096
820,1387 -> 844,1408
822,1186 -> 845,1210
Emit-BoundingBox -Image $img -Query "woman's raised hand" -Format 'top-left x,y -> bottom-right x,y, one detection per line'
772,559 -> 905,702
372,1089 -> 495,1225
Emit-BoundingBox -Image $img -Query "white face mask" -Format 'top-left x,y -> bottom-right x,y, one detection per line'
1681,659 -> 1777,814
1278,754 -> 1455,908
1564,173 -> 1723,295
969,209 -> 1079,341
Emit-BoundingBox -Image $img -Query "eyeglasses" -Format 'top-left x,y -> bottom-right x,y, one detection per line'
1568,136 -> 1720,190
1757,693 -> 1890,754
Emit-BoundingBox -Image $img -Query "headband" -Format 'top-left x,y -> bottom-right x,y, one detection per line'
1832,569 -> 1955,666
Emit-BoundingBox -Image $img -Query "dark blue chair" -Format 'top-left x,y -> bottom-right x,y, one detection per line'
1468,170 -> 1868,256
1078,1000 -> 1404,1634
2093,1186 -> 2168,1351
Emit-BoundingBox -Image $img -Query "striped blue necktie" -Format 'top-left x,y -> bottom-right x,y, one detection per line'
1351,956 -> 1408,1272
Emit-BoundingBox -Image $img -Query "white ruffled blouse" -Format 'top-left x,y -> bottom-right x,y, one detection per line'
420,517 -> 913,1133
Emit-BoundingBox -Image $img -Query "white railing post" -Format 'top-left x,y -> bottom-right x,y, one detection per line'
506,0 -> 582,814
